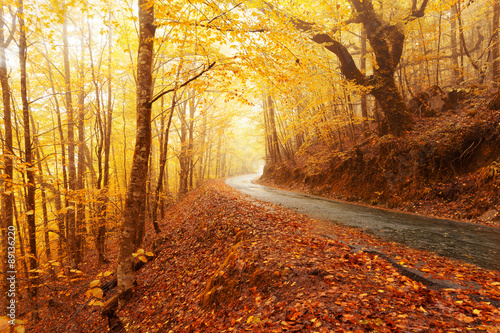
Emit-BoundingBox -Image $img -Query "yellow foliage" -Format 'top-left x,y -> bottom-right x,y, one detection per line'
92,288 -> 104,298
0,317 -> 10,333
89,279 -> 101,288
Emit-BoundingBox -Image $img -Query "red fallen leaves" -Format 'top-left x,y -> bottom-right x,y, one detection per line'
26,180 -> 500,332
112,180 -> 499,332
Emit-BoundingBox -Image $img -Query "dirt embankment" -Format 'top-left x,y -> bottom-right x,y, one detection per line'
261,107 -> 500,226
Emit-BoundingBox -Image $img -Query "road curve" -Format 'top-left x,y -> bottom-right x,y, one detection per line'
226,174 -> 500,271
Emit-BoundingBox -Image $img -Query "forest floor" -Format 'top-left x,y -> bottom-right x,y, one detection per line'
22,180 -> 500,332
260,96 -> 500,229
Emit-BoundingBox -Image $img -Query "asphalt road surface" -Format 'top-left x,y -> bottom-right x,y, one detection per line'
226,174 -> 500,271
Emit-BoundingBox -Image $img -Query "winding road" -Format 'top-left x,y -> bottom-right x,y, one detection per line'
226,174 -> 500,271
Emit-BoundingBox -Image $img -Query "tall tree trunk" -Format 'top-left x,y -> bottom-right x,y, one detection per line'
88,14 -> 109,264
197,110 -> 207,185
122,88 -> 128,191
178,99 -> 189,197
151,92 -> 176,234
294,104 -> 305,150
62,0 -> 77,267
451,4 -> 460,85
43,42 -> 69,264
263,97 -> 271,163
13,195 -> 29,294
493,0 -> 500,84
435,12 -> 442,85
117,0 -> 155,300
418,19 -> 432,87
187,95 -> 196,190
267,95 -> 281,164
360,29 -> 369,138
215,133 -> 222,178
204,129 -> 212,180
457,1 -> 486,83
19,0 -> 38,317
30,117 -> 51,263
98,11 -> 114,263
0,3 -> 15,316
75,21 -> 86,265
49,115 -> 67,265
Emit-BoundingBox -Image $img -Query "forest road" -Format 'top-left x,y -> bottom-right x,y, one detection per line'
226,174 -> 500,271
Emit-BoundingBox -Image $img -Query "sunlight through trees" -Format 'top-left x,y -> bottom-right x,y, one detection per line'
1,0 -> 499,329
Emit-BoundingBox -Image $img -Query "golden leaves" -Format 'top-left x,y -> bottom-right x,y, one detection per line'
89,279 -> 101,288
0,317 -> 26,333
132,248 -> 154,263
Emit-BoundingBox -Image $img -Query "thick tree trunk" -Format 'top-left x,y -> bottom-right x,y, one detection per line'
0,3 -> 15,316
117,0 -> 155,301
291,0 -> 427,136
360,29 -> 369,138
19,0 -> 38,316
267,95 -> 282,163
370,74 -> 412,136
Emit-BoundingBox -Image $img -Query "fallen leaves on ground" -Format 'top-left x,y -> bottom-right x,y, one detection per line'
26,180 -> 500,332
113,180 -> 500,332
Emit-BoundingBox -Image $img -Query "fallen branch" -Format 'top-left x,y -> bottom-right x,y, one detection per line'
320,234 -> 500,308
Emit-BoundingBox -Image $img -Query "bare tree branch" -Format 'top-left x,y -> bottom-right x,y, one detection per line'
407,0 -> 429,21
149,61 -> 216,105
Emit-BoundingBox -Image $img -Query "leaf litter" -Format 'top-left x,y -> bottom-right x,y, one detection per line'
27,180 -> 500,332
117,180 -> 500,332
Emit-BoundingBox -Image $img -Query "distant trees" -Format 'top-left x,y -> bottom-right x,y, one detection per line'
0,0 -> 263,321
258,0 -> 500,170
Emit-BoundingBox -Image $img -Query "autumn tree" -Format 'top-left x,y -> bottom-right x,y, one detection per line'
117,0 -> 156,299
18,0 -> 38,316
282,0 -> 432,136
61,0 -> 78,268
0,2 -> 15,315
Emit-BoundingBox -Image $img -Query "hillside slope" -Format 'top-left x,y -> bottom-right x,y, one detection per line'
25,180 -> 500,332
261,106 -> 500,226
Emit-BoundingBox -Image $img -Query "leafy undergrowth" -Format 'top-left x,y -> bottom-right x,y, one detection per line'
261,106 -> 500,227
26,180 -> 500,332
